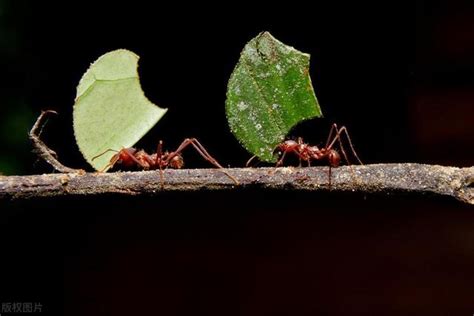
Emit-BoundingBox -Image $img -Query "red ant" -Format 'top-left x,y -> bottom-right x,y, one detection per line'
93,138 -> 239,185
247,123 -> 363,185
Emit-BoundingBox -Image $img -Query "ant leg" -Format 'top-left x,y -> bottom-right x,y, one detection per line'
326,124 -> 363,185
329,126 -> 356,185
332,126 -> 352,167
187,138 -> 240,185
155,140 -> 165,189
296,137 -> 304,167
326,124 -> 363,165
328,165 -> 332,188
275,151 -> 288,167
276,148 -> 306,167
29,110 -> 82,173
98,154 -> 120,173
337,126 -> 363,165
167,138 -> 224,168
158,167 -> 164,189
325,123 -> 338,149
168,138 -> 239,185
154,140 -> 163,166
326,124 -> 343,151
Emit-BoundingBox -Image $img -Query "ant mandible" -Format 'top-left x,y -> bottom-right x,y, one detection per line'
93,138 -> 239,185
247,123 -> 363,185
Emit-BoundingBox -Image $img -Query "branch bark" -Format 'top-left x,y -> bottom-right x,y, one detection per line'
1,164 -> 473,204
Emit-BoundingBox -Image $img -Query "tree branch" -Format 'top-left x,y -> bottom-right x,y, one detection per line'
1,164 -> 473,204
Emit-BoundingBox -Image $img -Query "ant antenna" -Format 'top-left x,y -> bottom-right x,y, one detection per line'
155,140 -> 165,189
92,149 -> 119,161
92,149 -> 121,173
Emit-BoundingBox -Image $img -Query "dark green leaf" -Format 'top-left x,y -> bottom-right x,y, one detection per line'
226,32 -> 322,162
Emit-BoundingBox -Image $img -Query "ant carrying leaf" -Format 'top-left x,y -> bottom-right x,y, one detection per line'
30,111 -> 238,186
247,123 -> 363,185
92,139 -> 239,186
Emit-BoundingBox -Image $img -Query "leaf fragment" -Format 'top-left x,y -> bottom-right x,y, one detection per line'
73,49 -> 167,171
226,32 -> 322,162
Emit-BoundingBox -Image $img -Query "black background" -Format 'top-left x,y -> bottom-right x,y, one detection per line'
2,1 -> 472,172
4,2 -> 418,173
1,1 -> 474,315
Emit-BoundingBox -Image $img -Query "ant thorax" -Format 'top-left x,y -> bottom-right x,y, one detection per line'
134,150 -> 153,169
151,152 -> 184,169
298,144 -> 313,161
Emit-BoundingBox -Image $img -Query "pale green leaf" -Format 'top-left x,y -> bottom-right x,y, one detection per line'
226,32 -> 323,162
73,49 -> 167,171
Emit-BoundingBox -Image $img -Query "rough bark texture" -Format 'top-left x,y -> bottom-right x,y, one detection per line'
0,163 -> 473,204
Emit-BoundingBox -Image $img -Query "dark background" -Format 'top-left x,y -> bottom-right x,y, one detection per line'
1,1 -> 474,315
3,1 -> 472,175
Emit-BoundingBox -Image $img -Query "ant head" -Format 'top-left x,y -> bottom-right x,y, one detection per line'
328,149 -> 341,167
116,148 -> 138,167
169,154 -> 184,169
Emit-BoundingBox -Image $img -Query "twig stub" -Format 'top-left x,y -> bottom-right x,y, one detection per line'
29,110 -> 84,174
